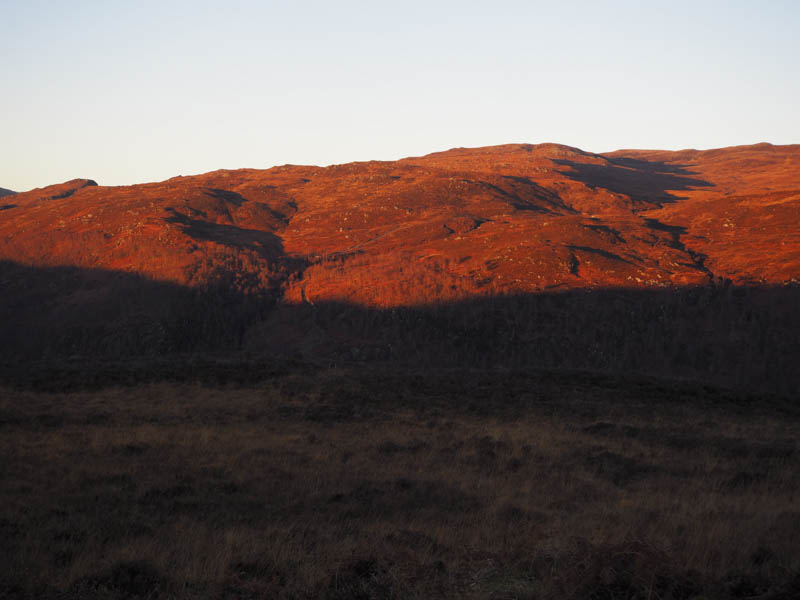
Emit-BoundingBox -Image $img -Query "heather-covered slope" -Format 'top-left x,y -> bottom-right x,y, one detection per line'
1,143 -> 799,390
611,144 -> 800,286
2,143 -> 798,307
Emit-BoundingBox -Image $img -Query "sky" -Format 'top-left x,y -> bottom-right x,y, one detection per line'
2,0 -> 799,191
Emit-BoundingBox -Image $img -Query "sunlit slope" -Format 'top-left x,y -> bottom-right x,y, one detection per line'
1,143 -> 798,307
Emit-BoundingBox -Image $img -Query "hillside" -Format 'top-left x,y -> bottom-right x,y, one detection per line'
1,143 -> 798,390
2,143 -> 798,303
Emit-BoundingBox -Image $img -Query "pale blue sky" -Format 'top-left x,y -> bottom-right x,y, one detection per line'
2,0 -> 798,191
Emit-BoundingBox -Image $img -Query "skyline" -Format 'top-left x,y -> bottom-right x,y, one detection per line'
2,0 -> 799,191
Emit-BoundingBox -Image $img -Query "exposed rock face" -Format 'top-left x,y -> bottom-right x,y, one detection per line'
1,143 -> 797,307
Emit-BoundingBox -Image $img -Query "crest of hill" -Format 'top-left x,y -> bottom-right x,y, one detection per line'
0,187 -> 15,197
401,142 -> 608,174
11,179 -> 98,205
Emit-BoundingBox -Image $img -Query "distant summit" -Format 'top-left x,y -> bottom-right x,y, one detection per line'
0,187 -> 16,197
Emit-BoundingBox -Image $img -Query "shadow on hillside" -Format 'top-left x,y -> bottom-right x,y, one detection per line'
553,158 -> 713,206
490,176 -> 578,214
0,204 -> 17,211
204,187 -> 247,206
566,245 -> 634,265
0,260 -> 274,359
164,208 -> 285,258
1,259 -> 798,394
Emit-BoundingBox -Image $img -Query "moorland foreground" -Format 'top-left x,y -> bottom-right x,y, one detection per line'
2,367 -> 799,599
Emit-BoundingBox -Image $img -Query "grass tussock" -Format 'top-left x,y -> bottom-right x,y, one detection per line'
0,369 -> 798,598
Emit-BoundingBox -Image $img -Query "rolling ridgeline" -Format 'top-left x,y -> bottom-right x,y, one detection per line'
1,142 -> 799,392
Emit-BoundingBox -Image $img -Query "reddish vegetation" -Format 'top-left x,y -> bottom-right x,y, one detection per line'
1,143 -> 798,307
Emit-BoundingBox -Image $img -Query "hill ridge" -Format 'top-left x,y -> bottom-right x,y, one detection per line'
1,142 -> 798,307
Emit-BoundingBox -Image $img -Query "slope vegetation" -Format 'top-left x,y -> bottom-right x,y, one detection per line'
2,143 -> 798,306
1,143 -> 798,389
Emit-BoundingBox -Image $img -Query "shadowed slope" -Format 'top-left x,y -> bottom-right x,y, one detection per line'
0,260 -> 273,359
552,157 -> 713,205
0,186 -> 17,210
1,260 -> 798,393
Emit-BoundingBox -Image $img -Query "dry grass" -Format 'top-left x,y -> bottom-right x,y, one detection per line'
1,368 -> 798,598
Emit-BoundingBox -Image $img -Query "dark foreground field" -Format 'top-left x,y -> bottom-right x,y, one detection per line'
1,367 -> 799,599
